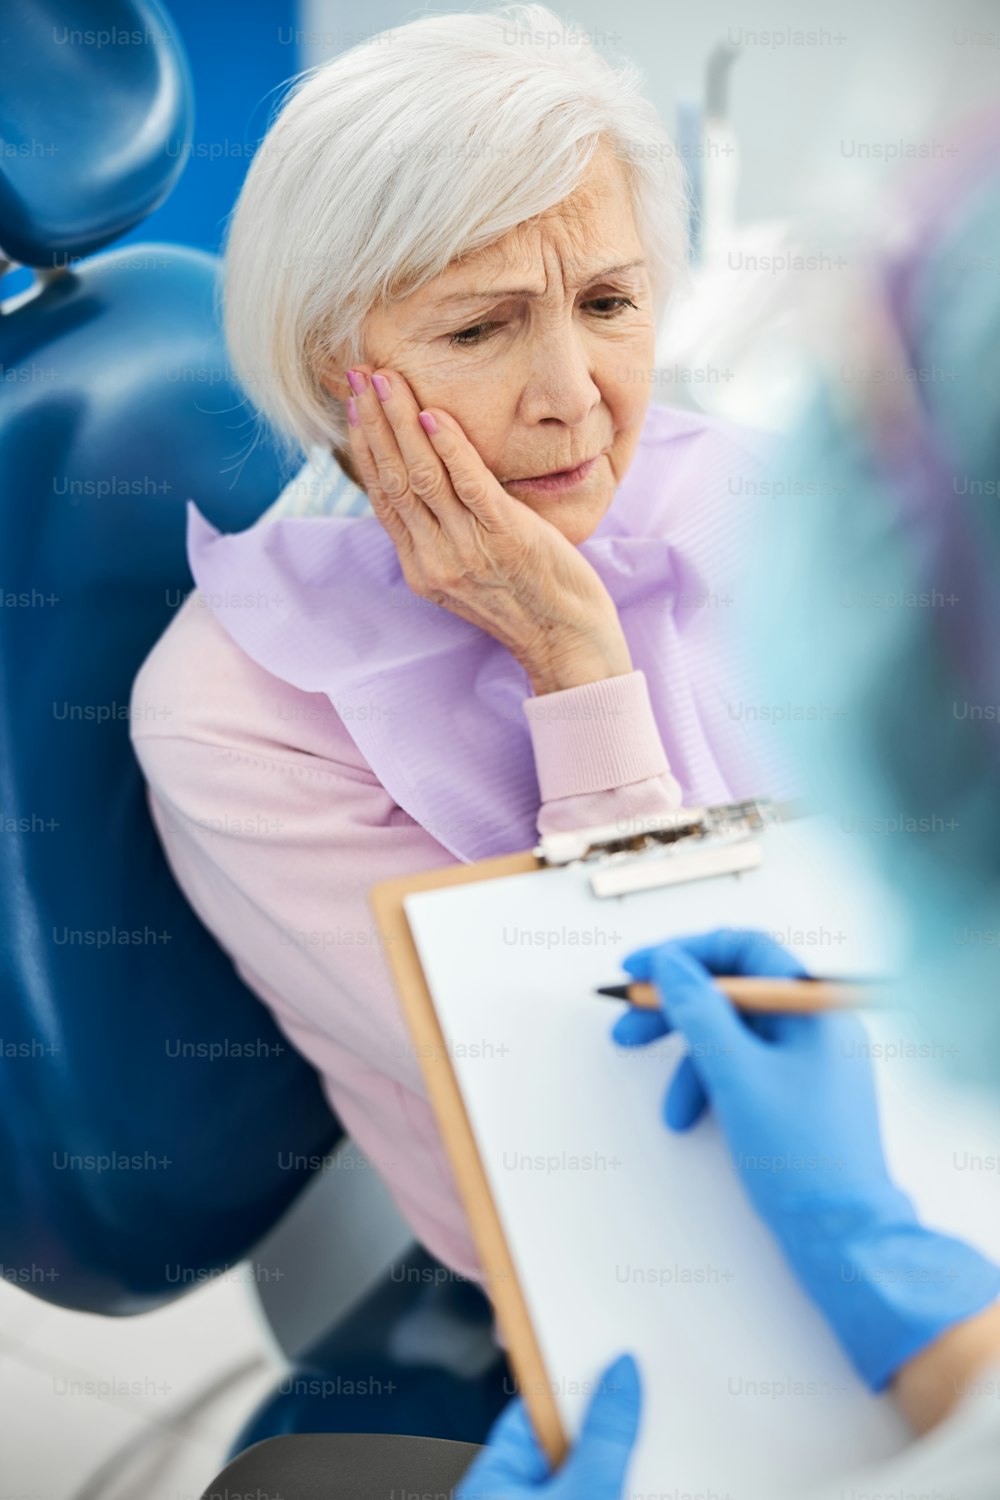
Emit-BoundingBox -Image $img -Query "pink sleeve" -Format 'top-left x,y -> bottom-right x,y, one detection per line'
523,669 -> 683,835
129,606 -> 679,1286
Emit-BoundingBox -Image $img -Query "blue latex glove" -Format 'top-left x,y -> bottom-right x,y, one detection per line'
454,1353 -> 640,1500
614,928 -> 1000,1392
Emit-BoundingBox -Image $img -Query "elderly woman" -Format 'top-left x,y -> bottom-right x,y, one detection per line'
130,3 -> 776,1283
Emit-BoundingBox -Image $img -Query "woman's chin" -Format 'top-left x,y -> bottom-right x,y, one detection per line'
511,485 -> 615,545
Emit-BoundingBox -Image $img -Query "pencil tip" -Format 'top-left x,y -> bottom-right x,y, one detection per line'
596,984 -> 630,1000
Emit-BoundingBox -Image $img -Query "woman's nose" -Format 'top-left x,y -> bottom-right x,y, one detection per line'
515,323 -> 603,427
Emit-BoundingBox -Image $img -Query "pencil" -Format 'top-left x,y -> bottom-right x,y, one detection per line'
595,977 -> 880,1013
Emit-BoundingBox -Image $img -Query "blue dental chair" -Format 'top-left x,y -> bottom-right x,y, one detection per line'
0,0 -> 507,1479
0,0 -> 339,1316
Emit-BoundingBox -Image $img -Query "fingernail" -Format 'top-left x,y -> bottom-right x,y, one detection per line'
347,396 -> 359,427
418,410 -> 438,435
371,373 -> 391,401
346,368 -> 367,395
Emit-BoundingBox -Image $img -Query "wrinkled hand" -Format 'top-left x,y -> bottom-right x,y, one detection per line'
454,1354 -> 640,1500
345,366 -> 630,691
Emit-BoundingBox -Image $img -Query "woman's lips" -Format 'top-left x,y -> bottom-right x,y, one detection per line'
503,454 -> 602,494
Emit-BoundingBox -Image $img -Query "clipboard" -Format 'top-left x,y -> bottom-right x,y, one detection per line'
368,798 -> 796,1465
368,800 -> 999,1494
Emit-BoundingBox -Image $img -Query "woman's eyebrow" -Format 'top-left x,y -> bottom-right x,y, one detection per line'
430,259 -> 647,307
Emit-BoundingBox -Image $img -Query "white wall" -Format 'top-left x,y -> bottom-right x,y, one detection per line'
299,0 -> 1000,225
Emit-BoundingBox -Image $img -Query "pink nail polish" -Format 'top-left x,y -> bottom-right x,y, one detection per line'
346,368 -> 366,395
347,396 -> 359,427
371,373 -> 391,401
418,410 -> 438,436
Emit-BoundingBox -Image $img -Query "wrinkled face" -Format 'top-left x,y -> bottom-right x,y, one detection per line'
326,144 -> 657,545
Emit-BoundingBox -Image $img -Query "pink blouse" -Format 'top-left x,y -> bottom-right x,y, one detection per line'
130,594 -> 683,1282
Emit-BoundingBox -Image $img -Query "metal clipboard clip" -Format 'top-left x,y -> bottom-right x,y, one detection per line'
532,798 -> 803,900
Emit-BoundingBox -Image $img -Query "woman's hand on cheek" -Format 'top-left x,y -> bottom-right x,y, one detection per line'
345,366 -> 633,695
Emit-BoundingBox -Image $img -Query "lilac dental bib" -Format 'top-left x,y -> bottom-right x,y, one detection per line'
186,404 -> 780,863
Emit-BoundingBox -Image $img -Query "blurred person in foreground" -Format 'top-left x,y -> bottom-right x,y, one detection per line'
456,109 -> 1000,1500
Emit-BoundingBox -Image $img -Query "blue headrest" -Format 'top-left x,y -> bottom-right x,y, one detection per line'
0,0 -> 192,266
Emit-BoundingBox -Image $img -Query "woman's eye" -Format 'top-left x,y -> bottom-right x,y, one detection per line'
587,296 -> 638,316
449,321 -> 500,347
446,297 -> 637,349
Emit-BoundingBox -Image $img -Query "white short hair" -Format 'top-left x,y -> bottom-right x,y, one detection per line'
221,2 -> 690,472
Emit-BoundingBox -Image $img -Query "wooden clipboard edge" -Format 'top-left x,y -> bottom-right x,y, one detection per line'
369,848 -> 568,1468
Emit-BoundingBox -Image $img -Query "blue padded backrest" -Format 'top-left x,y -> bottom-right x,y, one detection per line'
0,0 -> 340,1316
0,249 -> 341,1314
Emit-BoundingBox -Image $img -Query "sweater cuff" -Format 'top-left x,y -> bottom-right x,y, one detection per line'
522,670 -> 671,804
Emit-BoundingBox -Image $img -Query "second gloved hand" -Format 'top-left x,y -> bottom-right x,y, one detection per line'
453,1353 -> 640,1500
